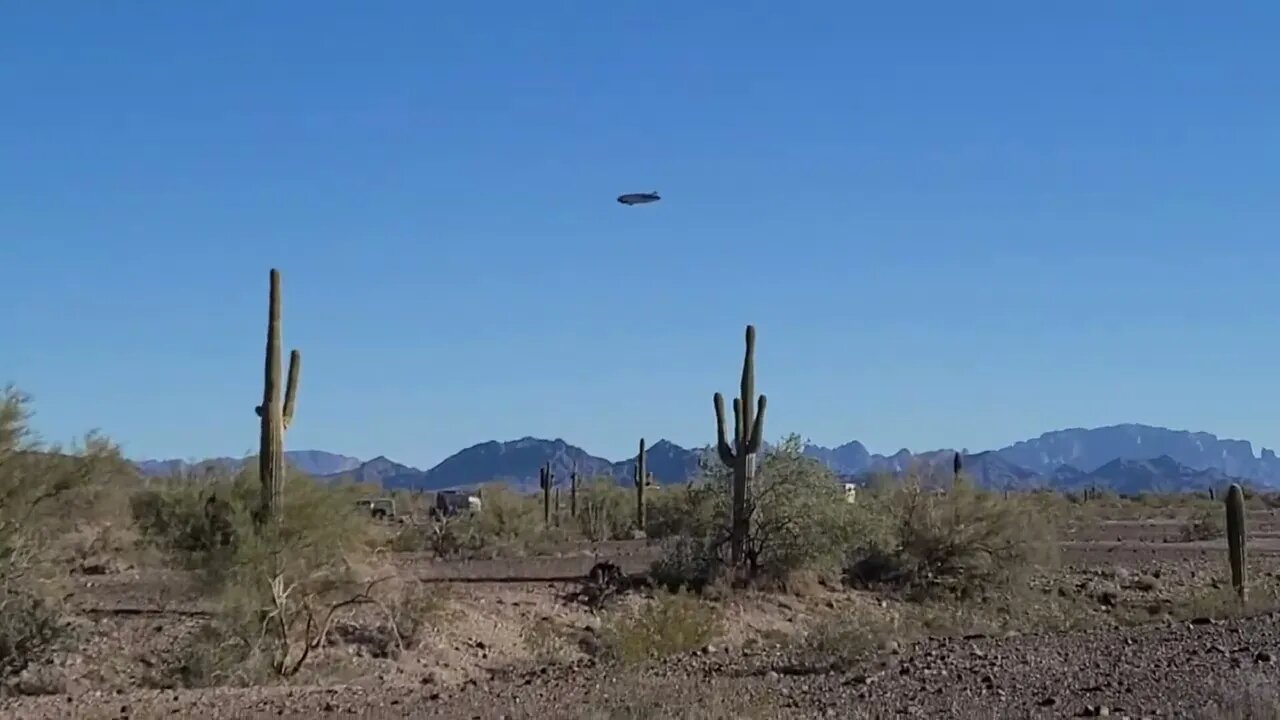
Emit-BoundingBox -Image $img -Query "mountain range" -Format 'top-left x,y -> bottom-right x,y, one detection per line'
134,423 -> 1280,496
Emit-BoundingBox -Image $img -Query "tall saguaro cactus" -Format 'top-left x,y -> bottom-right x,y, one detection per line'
634,438 -> 648,533
570,463 -> 579,518
255,269 -> 301,527
952,452 -> 963,488
540,462 -> 554,528
713,325 -> 767,570
1226,483 -> 1247,601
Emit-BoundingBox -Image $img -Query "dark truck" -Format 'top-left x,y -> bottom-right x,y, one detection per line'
432,490 -> 482,519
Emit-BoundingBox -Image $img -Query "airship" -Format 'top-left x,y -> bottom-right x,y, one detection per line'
617,191 -> 661,206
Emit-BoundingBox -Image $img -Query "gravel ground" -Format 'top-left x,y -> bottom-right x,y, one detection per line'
5,612 -> 1279,719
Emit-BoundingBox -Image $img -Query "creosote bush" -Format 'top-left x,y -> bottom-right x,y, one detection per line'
0,386 -> 132,689
389,479 -> 640,558
599,591 -> 722,666
1181,505 -> 1225,541
844,474 -> 1056,600
649,435 -> 855,590
574,479 -> 633,542
131,464 -> 416,681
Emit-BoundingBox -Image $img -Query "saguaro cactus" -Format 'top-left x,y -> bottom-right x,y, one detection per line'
952,452 -> 963,488
570,463 -> 579,518
713,325 -> 766,570
540,462 -> 554,528
634,438 -> 648,533
255,269 -> 301,527
1226,483 -> 1247,601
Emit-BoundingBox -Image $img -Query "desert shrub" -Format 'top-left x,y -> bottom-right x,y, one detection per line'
130,480 -> 246,566
157,575 -> 444,688
845,475 -> 1055,600
204,477 -> 383,674
520,617 -> 575,664
473,483 -> 541,538
130,465 -> 376,576
796,608 -> 904,672
644,482 -> 718,539
0,588 -> 67,687
1180,505 -> 1225,541
387,509 -> 481,557
461,483 -> 579,555
599,591 -> 722,666
649,435 -> 853,588
137,463 -> 395,678
0,386 -> 128,686
575,479 -> 632,541
648,534 -> 724,592
391,482 -> 591,559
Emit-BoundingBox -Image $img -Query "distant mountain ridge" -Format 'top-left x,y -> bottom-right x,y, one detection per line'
133,423 -> 1277,495
133,450 -> 362,479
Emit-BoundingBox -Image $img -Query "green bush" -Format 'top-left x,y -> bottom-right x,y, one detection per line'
133,464 -> 390,678
649,535 -> 724,592
845,476 -> 1055,600
0,587 -> 68,686
649,435 -> 853,588
599,591 -> 722,666
0,386 -> 127,685
644,482 -> 719,540
575,479 -> 632,541
130,481 -> 245,566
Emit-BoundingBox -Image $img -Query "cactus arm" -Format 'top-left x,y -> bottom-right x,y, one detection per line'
732,398 -> 744,452
739,325 -> 755,446
746,395 -> 767,454
282,349 -> 301,431
713,393 -> 735,464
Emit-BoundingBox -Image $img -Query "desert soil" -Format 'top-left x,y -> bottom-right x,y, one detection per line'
5,510 -> 1280,719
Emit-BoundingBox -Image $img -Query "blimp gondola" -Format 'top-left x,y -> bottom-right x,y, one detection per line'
617,191 -> 661,206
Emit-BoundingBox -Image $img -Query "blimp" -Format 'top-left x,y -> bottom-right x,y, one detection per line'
617,191 -> 661,206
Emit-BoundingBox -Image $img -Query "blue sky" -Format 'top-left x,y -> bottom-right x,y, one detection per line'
3,2 -> 1279,467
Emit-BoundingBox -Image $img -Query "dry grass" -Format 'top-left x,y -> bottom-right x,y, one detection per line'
599,591 -> 723,666
1181,506 -> 1227,541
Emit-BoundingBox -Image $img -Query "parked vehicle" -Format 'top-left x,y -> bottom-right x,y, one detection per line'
355,497 -> 397,521
432,490 -> 482,518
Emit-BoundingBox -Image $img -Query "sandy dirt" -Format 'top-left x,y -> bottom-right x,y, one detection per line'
4,511 -> 1279,719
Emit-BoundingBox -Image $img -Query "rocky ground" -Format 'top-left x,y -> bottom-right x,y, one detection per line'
4,509 -> 1280,719
7,611 -> 1278,719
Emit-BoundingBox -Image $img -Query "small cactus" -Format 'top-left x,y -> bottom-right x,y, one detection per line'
254,269 -> 301,528
634,439 -> 648,533
1226,483 -> 1247,601
539,462 -> 554,528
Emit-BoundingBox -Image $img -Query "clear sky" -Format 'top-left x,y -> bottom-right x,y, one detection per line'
3,2 -> 1279,467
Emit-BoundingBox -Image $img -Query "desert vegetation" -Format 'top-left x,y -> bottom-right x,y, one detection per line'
4,270 -> 1280,719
